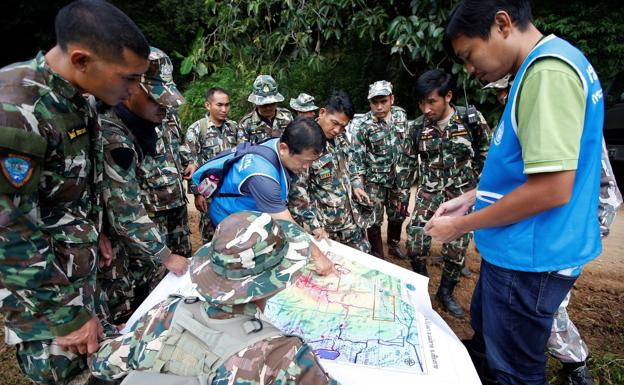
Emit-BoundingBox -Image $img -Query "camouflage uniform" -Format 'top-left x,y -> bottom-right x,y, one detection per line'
99,106 -> 173,322
397,106 -> 491,282
0,52 -> 106,384
547,143 -> 623,364
289,134 -> 371,252
352,106 -> 408,224
137,48 -> 192,271
183,114 -> 238,243
238,107 -> 293,144
237,75 -> 293,144
90,211 -> 339,385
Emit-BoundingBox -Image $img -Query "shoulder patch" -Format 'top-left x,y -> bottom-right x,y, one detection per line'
110,148 -> 135,170
1,154 -> 33,188
67,126 -> 88,141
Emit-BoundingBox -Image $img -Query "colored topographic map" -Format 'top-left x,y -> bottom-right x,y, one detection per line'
264,254 -> 426,373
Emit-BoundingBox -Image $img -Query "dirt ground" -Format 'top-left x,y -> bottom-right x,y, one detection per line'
1,197 -> 622,384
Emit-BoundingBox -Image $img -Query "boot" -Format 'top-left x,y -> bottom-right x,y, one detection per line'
410,257 -> 428,277
436,275 -> 465,318
387,220 -> 406,258
461,265 -> 472,277
562,362 -> 594,385
367,225 -> 385,259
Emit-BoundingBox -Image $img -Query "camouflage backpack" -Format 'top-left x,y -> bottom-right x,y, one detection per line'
121,295 -> 282,385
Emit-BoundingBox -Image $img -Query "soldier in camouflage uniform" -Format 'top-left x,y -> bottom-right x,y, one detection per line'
182,87 -> 237,244
289,91 -> 372,252
290,92 -> 319,118
137,48 -> 194,288
0,1 -> 150,383
396,69 -> 491,318
351,81 -> 409,259
90,211 -> 339,385
238,75 -> 293,144
99,47 -> 192,323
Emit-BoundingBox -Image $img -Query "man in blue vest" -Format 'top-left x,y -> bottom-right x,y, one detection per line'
209,118 -> 336,275
425,1 -> 604,384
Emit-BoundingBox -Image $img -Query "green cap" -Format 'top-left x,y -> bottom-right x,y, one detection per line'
289,93 -> 319,112
367,80 -> 393,100
247,75 -> 284,106
140,47 -> 185,107
190,211 -> 311,305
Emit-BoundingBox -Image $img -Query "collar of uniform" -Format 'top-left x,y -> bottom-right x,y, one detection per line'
206,113 -> 225,129
37,51 -> 83,102
205,302 -> 262,319
424,104 -> 458,128
369,109 -> 392,124
254,108 -> 275,127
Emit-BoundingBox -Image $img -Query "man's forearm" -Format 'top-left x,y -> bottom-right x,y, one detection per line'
457,171 -> 575,233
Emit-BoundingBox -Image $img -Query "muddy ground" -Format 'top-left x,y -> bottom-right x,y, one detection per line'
1,199 -> 622,384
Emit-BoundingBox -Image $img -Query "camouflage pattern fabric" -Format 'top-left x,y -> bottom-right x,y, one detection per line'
247,75 -> 285,106
140,47 -> 185,108
182,114 -> 238,243
599,140 -> 623,237
289,93 -> 318,112
395,106 -> 492,215
289,134 -> 370,252
0,52 -> 109,383
367,80 -> 393,99
237,107 -> 293,144
331,225 -> 371,253
138,110 -> 189,213
547,292 -> 589,363
16,340 -> 87,385
351,106 -> 408,224
407,190 -> 472,282
98,107 -> 172,322
0,52 -> 104,341
90,297 -> 338,385
191,212 -> 311,305
398,107 -> 491,281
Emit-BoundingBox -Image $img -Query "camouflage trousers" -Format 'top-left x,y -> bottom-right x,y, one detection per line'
547,291 -> 589,363
364,182 -> 405,226
199,210 -> 216,246
406,189 -> 471,282
99,245 -> 159,323
16,339 -> 86,385
329,224 -> 371,253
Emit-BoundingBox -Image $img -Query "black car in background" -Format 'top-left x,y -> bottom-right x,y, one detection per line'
604,71 -> 624,191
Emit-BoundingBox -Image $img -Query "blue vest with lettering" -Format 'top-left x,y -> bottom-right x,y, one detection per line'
474,35 -> 603,272
209,139 -> 289,225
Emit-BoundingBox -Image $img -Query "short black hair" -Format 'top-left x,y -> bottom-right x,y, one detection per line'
444,0 -> 533,58
281,117 -> 326,156
55,0 -> 149,62
323,90 -> 355,120
415,69 -> 453,102
206,87 -> 230,102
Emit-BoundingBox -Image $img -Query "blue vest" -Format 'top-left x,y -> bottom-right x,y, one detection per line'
209,139 -> 290,225
474,35 -> 603,272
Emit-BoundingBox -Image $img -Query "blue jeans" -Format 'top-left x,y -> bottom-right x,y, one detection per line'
470,260 -> 577,385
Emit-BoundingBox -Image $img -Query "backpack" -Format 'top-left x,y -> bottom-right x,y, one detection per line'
410,105 -> 482,156
120,296 -> 283,385
191,140 -> 280,199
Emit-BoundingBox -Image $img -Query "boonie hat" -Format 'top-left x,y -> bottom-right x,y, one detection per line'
247,75 -> 285,106
140,47 -> 185,108
289,93 -> 319,112
191,211 -> 310,305
483,74 -> 512,90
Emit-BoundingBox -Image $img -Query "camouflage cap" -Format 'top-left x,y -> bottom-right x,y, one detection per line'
139,47 -> 185,108
367,80 -> 393,100
247,75 -> 284,106
483,74 -> 511,90
289,93 -> 319,112
191,211 -> 311,305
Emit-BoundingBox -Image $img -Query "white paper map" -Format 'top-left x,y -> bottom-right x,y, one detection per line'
264,252 -> 427,373
123,240 -> 481,385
